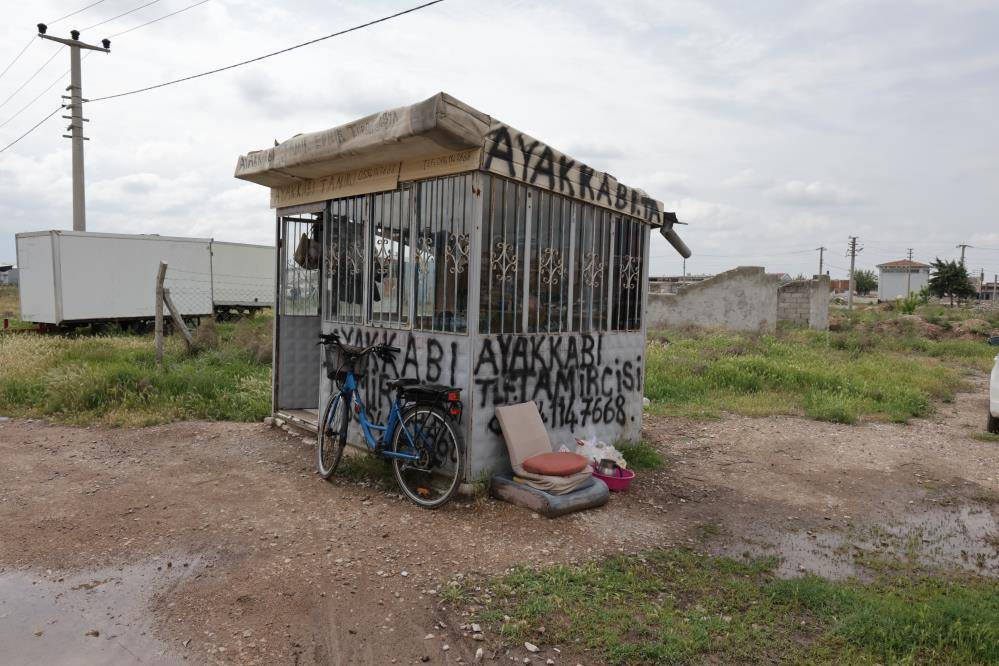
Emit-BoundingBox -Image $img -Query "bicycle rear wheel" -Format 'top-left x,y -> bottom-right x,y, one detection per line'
391,405 -> 463,509
317,391 -> 350,479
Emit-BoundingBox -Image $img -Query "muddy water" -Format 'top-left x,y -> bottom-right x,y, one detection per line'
730,502 -> 999,579
0,556 -> 196,665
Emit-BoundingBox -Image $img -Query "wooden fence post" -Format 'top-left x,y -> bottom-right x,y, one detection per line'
162,288 -> 193,351
155,261 -> 167,366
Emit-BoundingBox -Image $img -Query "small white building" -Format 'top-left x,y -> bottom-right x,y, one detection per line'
877,259 -> 930,301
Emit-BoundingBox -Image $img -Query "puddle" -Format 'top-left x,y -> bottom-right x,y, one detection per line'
730,502 -> 999,579
0,555 -> 198,665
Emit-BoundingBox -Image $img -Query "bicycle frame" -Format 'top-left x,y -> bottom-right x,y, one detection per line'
330,370 -> 420,462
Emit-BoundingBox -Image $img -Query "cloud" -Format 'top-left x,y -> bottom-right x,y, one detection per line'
644,171 -> 692,195
564,143 -> 627,163
1,0 -> 997,280
721,169 -> 773,189
767,180 -> 865,206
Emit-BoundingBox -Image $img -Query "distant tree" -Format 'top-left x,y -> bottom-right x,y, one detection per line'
852,269 -> 877,295
928,258 -> 976,306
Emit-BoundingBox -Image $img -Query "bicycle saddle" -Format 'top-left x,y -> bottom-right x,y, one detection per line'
386,377 -> 420,390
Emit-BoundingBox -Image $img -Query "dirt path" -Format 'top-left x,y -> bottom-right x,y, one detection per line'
0,378 -> 996,665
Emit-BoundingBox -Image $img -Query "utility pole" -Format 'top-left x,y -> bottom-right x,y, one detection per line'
36,23 -> 110,232
993,274 -> 997,307
956,243 -> 971,266
906,248 -> 914,298
816,246 -> 826,276
847,236 -> 861,310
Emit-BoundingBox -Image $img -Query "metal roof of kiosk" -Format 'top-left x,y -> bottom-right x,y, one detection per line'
234,92 -> 690,257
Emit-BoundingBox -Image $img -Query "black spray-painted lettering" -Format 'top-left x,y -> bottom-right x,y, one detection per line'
473,333 -> 642,435
483,126 -> 662,223
516,134 -> 541,183
482,126 -> 517,177
529,146 -> 555,191
330,327 -> 458,423
557,156 -> 575,197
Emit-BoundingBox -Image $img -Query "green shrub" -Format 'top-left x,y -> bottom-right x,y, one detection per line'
616,440 -> 665,471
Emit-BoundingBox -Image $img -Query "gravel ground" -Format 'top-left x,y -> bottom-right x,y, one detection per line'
0,375 -> 996,665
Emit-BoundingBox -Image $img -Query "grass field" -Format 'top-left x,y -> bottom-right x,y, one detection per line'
0,316 -> 271,426
448,550 -> 999,665
2,277 -> 995,428
644,327 -> 993,424
0,285 -> 17,315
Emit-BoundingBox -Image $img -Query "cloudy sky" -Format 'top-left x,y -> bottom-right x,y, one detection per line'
1,0 -> 997,280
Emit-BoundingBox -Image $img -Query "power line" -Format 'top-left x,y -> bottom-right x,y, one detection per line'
108,0 -> 211,39
83,0 -> 166,32
0,0 -> 112,85
49,0 -> 113,25
1,1 -> 211,137
86,0 -> 446,103
0,64 -> 72,130
0,106 -> 62,154
0,38 -> 36,84
0,48 -> 61,113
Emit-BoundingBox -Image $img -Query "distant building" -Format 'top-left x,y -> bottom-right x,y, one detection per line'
829,279 -> 851,294
0,264 -> 17,286
979,281 -> 998,302
877,259 -> 930,301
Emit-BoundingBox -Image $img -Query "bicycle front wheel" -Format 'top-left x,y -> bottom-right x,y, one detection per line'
317,391 -> 350,479
391,405 -> 463,509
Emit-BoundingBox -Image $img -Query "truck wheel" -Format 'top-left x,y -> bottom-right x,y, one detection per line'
989,413 -> 999,435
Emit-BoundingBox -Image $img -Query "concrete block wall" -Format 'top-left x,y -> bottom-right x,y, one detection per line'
777,275 -> 829,330
646,267 -> 779,332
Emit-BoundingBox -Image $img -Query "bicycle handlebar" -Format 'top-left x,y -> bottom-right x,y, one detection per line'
318,333 -> 399,358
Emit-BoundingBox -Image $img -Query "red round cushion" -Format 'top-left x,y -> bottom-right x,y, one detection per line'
521,452 -> 589,477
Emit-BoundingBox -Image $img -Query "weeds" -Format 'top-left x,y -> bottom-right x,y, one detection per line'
457,549 -> 999,665
337,449 -> 396,487
0,285 -> 18,315
616,440 -> 665,471
645,329 -> 989,424
0,325 -> 270,426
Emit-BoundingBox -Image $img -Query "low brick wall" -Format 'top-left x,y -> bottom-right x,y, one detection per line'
777,275 -> 829,330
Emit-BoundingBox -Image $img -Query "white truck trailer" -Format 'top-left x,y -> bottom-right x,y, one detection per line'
210,241 -> 274,317
15,230 -> 273,327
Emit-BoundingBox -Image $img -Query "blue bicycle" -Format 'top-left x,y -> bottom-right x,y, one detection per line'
316,332 -> 465,509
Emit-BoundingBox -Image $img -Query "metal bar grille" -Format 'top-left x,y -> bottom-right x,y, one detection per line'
369,189 -> 408,326
280,213 -> 322,316
479,173 -> 645,335
409,173 -> 471,333
324,195 -> 366,324
611,216 -> 646,331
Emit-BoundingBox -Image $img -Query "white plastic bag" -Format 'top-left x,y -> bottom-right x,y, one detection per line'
572,436 -> 627,469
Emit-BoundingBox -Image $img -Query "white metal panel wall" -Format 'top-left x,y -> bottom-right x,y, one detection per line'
57,232 -> 213,321
878,270 -> 929,301
211,242 -> 275,307
14,233 -> 57,323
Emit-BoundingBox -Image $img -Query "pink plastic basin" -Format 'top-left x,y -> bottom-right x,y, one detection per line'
592,464 -> 635,492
